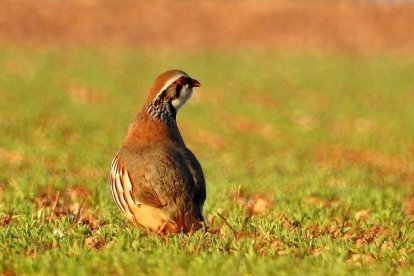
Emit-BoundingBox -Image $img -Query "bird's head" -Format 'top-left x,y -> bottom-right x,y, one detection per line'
147,70 -> 201,113
126,70 -> 200,145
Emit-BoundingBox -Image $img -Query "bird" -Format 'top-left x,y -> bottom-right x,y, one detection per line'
109,70 -> 206,235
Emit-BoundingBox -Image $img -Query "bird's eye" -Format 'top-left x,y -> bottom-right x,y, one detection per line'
175,85 -> 182,98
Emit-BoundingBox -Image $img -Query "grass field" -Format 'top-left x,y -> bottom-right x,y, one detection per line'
0,46 -> 414,275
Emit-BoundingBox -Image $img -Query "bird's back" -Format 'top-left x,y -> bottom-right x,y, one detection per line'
112,143 -> 206,232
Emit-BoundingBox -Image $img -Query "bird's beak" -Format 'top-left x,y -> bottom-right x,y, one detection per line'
191,79 -> 201,88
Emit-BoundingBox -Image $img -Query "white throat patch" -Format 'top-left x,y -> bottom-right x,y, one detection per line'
171,84 -> 193,111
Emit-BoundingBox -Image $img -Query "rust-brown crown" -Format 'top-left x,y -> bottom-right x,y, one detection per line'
146,70 -> 200,102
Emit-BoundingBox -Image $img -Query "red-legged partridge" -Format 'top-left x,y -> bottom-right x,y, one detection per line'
110,70 -> 206,234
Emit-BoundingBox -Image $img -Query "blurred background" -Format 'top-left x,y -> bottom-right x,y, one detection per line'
1,0 -> 414,52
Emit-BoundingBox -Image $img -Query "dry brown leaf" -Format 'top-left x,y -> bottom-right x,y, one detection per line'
305,224 -> 323,239
381,241 -> 394,251
355,238 -> 367,248
206,214 -> 224,236
35,187 -> 60,208
0,212 -> 13,226
351,225 -> 393,248
246,196 -> 271,216
229,187 -> 273,216
85,236 -> 106,250
279,214 -> 296,231
34,186 -> 102,230
75,206 -> 101,231
355,209 -> 370,221
24,249 -> 36,258
256,237 -> 286,257
270,239 -> 285,250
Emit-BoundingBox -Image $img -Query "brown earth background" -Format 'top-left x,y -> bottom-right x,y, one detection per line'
1,0 -> 414,53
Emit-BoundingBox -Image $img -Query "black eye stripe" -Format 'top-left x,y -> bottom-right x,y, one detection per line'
159,77 -> 188,99
175,84 -> 183,97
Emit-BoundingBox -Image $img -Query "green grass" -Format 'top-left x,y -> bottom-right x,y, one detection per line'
0,46 -> 414,275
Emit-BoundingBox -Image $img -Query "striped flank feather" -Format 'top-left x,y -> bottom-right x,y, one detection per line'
109,154 -> 138,221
